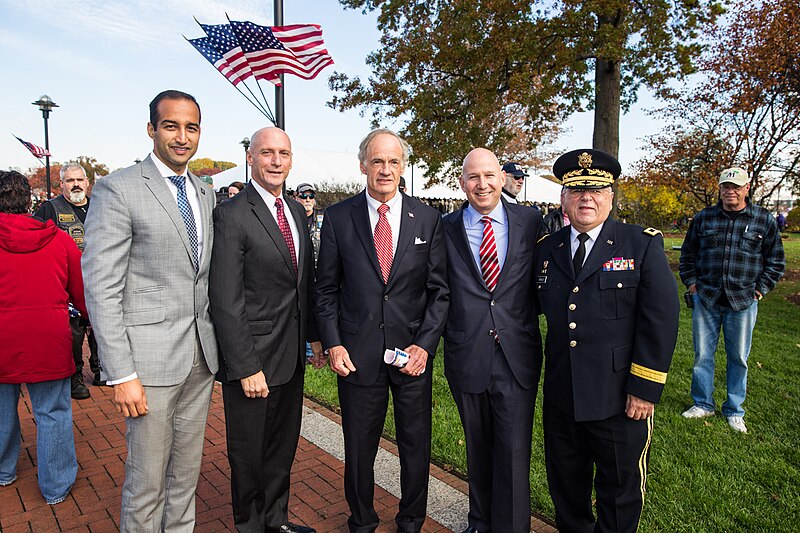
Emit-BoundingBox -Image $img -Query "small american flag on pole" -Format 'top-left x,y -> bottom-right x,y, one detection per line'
229,21 -> 334,86
14,135 -> 50,158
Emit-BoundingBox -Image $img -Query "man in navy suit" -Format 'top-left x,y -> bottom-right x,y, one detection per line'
315,129 -> 449,533
442,148 -> 543,533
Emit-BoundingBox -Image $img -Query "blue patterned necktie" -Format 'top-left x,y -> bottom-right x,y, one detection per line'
167,175 -> 199,271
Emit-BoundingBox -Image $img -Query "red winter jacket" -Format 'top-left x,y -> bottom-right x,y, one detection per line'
0,213 -> 87,383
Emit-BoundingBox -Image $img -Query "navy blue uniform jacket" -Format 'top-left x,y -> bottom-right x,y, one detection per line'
535,220 -> 679,421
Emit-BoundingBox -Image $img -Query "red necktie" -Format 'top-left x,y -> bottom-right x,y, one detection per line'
374,203 -> 393,283
275,198 -> 297,274
480,215 -> 500,291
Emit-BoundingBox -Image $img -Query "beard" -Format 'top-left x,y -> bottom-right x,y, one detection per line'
68,190 -> 86,204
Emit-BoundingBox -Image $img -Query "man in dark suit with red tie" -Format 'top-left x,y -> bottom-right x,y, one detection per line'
209,127 -> 323,533
314,129 -> 449,533
442,148 -> 543,533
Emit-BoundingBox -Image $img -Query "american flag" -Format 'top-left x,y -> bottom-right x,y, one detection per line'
187,36 -> 246,85
229,21 -> 334,86
198,23 -> 254,84
14,135 -> 50,158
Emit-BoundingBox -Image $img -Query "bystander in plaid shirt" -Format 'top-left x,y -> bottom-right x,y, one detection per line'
680,200 -> 785,311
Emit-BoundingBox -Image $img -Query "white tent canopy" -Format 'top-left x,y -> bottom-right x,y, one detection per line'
210,148 -> 562,204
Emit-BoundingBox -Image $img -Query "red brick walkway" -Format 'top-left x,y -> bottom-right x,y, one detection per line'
0,376 -> 455,532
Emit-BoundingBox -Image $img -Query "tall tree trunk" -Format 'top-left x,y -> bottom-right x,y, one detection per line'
594,57 -> 621,218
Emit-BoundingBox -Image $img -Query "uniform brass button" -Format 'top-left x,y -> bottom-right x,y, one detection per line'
617,282 -> 623,288
569,304 -> 576,311
569,322 -> 576,329
572,286 -> 579,293
569,340 -> 577,347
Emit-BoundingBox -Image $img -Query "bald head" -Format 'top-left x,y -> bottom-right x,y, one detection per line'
460,148 -> 505,214
247,127 -> 293,196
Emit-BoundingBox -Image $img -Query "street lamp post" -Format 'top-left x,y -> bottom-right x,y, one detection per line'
240,137 -> 250,182
32,95 -> 58,199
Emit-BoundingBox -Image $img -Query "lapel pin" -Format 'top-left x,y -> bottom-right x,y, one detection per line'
558,242 -> 565,248
607,239 -> 613,245
408,212 -> 414,218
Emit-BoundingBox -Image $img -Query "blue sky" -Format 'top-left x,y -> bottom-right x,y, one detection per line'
1,0 -> 661,179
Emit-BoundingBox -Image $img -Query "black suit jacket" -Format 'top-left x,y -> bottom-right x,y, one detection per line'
314,190 -> 449,387
442,199 -> 544,393
209,184 -> 318,386
535,220 -> 679,421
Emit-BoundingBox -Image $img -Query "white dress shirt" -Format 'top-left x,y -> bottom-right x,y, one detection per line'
570,223 -> 605,266
150,152 -> 205,265
250,179 -> 301,257
366,190 -> 402,255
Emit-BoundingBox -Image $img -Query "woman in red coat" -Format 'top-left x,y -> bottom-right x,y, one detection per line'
0,171 -> 86,505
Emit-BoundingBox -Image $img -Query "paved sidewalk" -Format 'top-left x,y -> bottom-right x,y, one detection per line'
0,365 -> 557,532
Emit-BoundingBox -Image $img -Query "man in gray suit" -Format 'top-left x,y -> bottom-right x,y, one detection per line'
83,90 -> 219,532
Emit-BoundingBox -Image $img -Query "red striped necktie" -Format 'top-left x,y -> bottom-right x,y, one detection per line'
374,203 -> 393,283
479,215 -> 500,291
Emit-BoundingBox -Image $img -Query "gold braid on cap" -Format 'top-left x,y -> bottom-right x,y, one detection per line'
559,151 -> 615,186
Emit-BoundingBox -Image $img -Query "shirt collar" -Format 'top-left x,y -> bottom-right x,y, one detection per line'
251,178 -> 288,208
570,222 -> 604,243
150,152 -> 188,179
464,201 -> 506,228
715,199 -> 754,218
365,189 -> 402,214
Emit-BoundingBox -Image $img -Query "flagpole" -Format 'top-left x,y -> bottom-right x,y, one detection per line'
274,0 -> 285,130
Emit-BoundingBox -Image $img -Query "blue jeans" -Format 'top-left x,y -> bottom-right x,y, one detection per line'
0,379 -> 77,503
690,293 -> 758,417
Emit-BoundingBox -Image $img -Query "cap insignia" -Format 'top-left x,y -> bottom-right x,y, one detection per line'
578,152 -> 593,169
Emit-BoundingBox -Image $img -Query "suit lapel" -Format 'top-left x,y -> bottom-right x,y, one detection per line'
141,156 -> 196,272
575,220 -> 621,285
187,171 -> 211,274
447,209 -> 484,285
350,191 -> 384,282
550,227 -> 574,279
387,193 -> 415,286
495,200 -> 521,291
286,196 -> 307,286
247,186 -> 297,279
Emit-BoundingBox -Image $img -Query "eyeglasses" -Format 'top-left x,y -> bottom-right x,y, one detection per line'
566,188 -> 610,198
513,175 -> 525,181
298,192 -> 315,199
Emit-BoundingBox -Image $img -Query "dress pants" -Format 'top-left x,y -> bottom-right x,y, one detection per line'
543,404 -> 653,533
119,337 -> 214,533
338,362 -> 432,533
223,358 -> 305,533
70,316 -> 99,375
449,344 -> 536,533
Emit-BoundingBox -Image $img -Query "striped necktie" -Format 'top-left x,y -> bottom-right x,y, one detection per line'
374,203 -> 393,283
479,215 -> 500,291
167,175 -> 199,271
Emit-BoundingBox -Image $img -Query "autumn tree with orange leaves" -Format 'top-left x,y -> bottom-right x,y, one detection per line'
638,0 -> 800,207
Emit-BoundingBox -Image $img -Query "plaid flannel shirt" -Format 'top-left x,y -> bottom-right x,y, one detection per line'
680,201 -> 785,311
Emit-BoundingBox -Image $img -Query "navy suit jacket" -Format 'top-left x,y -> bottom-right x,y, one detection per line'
314,190 -> 449,387
442,198 -> 544,393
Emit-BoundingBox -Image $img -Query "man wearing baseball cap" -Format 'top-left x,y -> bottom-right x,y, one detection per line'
500,162 -> 526,204
679,167 -> 785,433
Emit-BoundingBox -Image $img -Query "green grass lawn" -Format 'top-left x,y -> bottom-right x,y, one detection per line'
304,234 -> 800,532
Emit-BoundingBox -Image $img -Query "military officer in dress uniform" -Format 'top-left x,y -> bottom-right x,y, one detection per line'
535,149 -> 679,533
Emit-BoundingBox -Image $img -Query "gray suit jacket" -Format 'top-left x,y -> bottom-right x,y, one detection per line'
82,154 -> 219,385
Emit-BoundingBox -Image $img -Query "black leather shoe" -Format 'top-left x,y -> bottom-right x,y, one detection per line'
71,373 -> 90,399
461,527 -> 482,533
271,523 -> 315,533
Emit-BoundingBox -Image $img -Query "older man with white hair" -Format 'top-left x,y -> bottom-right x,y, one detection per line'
34,162 -> 101,399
